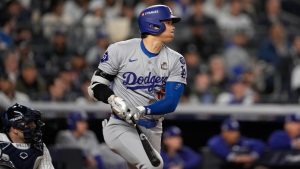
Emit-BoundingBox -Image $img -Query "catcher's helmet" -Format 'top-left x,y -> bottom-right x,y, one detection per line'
1,103 -> 45,147
138,5 -> 181,35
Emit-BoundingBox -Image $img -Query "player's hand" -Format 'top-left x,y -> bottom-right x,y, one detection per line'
108,95 -> 129,119
125,106 -> 145,124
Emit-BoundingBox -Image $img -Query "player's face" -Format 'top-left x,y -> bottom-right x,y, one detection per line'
285,122 -> 300,138
76,120 -> 88,135
163,136 -> 182,151
222,130 -> 240,145
158,20 -> 175,43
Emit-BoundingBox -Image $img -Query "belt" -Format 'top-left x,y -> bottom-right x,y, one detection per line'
111,114 -> 158,129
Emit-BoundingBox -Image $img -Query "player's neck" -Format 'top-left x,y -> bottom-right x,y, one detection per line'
142,37 -> 163,54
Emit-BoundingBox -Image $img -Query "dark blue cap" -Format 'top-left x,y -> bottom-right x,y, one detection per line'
285,113 -> 300,123
221,118 -> 240,131
67,111 -> 88,130
163,126 -> 181,138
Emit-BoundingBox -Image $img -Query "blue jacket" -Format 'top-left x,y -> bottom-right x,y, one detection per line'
268,130 -> 296,150
161,146 -> 201,169
208,135 -> 265,161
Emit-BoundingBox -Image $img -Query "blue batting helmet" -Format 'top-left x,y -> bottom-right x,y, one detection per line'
138,5 -> 181,35
67,111 -> 87,130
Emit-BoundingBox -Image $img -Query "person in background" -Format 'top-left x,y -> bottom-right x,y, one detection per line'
55,111 -> 127,169
0,73 -> 30,109
208,118 -> 265,169
55,111 -> 105,169
268,113 -> 300,150
161,126 -> 202,169
216,76 -> 256,105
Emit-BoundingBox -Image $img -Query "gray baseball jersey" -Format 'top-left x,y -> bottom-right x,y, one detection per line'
98,38 -> 186,118
98,38 -> 186,169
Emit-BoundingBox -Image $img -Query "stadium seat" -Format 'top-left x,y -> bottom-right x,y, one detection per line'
49,146 -> 85,169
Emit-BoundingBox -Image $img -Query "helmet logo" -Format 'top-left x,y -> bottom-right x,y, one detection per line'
143,10 -> 159,16
9,111 -> 23,122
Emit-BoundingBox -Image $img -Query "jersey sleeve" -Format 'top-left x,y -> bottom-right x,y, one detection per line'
97,43 -> 120,75
167,56 -> 187,84
37,144 -> 55,169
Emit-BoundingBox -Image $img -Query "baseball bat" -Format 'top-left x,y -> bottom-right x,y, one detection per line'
130,117 -> 161,167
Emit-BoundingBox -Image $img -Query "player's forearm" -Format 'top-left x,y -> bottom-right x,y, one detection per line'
145,82 -> 184,115
90,83 -> 114,103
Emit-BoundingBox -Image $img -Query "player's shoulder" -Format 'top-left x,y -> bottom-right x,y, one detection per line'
164,46 -> 185,61
0,133 -> 10,142
270,130 -> 287,138
110,38 -> 140,49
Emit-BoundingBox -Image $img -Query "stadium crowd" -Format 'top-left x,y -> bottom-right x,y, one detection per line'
1,0 -> 300,109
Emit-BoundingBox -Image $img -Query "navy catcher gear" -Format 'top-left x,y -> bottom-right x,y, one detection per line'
1,103 -> 45,150
138,5 -> 181,35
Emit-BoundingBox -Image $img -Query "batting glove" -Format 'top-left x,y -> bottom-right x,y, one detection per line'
108,95 -> 129,119
125,106 -> 145,124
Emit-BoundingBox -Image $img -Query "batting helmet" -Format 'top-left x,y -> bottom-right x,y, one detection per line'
138,5 -> 181,35
67,111 -> 87,130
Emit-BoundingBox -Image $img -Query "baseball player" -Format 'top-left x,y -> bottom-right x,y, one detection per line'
88,4 -> 186,169
0,103 -> 54,169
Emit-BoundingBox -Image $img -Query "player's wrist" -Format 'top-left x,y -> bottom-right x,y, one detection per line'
107,94 -> 116,104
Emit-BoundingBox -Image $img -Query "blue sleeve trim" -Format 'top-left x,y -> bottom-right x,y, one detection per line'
145,81 -> 184,115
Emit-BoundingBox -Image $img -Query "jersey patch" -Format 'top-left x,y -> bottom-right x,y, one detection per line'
161,62 -> 168,70
100,51 -> 109,63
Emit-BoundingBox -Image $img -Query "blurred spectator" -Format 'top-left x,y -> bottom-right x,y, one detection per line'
64,0 -> 89,25
161,126 -> 202,169
0,73 -> 30,109
42,0 -> 73,38
105,0 -> 132,42
104,0 -> 123,19
86,31 -> 109,67
82,0 -> 105,43
241,0 -> 258,20
223,31 -> 252,77
15,25 -> 32,44
290,35 -> 300,102
190,71 -> 215,104
76,77 -> 95,104
56,111 -> 105,169
183,45 -> 202,86
56,111 -> 127,169
208,56 -> 228,99
182,0 -> 221,62
203,0 -> 226,19
0,13 -> 15,50
258,0 -> 289,28
42,77 -> 67,102
217,0 -> 254,41
16,62 -> 46,100
257,23 -> 292,99
4,0 -> 31,24
2,49 -> 20,84
268,113 -> 300,150
43,29 -> 73,76
216,76 -> 256,105
208,118 -> 265,169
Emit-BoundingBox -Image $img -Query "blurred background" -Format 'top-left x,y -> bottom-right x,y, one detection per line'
1,0 -> 300,169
